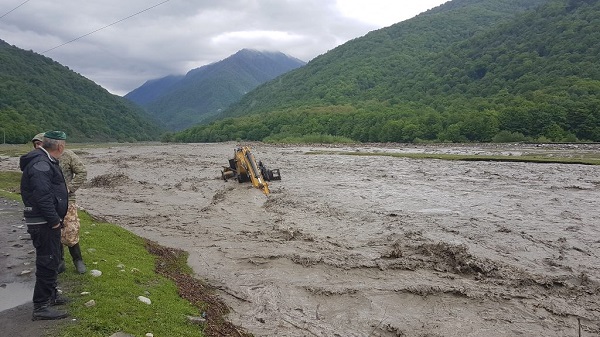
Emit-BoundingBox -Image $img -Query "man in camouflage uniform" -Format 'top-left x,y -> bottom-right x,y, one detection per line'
32,133 -> 87,274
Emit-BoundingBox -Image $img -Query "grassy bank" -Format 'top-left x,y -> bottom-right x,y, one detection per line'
60,212 -> 204,337
0,143 -> 30,158
0,171 -> 21,200
0,171 -> 250,337
306,150 -> 600,165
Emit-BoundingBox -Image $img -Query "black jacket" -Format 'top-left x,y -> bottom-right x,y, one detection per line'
20,148 -> 68,226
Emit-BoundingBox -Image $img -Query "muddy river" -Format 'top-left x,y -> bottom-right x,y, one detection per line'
7,142 -> 600,336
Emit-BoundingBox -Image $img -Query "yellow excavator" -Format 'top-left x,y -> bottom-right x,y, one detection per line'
221,146 -> 281,195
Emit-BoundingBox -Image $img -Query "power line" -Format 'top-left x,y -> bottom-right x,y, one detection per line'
43,0 -> 170,53
0,0 -> 31,19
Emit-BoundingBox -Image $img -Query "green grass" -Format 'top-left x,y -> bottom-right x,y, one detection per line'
0,170 -> 207,337
264,133 -> 356,144
58,211 -> 205,337
0,143 -> 27,200
0,142 -> 159,158
306,150 -> 600,165
0,171 -> 21,200
0,143 -> 30,157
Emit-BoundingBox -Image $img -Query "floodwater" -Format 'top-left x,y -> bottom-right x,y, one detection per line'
4,142 -> 599,336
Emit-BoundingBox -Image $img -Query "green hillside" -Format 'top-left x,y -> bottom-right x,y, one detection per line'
171,0 -> 600,143
0,40 -> 162,143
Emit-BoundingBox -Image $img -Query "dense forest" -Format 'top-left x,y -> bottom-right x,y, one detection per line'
0,40 -> 161,144
169,0 -> 600,143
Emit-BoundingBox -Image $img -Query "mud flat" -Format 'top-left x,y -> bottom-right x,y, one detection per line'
5,142 -> 598,336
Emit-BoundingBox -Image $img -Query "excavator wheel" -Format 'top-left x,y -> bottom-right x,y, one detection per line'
237,174 -> 250,183
222,169 -> 235,181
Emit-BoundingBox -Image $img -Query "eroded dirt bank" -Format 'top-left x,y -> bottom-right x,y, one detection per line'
10,142 -> 599,336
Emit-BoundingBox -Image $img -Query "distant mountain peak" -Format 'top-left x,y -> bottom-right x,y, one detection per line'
125,49 -> 306,130
237,48 -> 266,54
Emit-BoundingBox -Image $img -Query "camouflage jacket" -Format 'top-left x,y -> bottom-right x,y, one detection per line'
59,149 -> 87,201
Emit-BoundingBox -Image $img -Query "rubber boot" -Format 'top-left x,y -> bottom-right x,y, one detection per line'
69,243 -> 86,274
32,304 -> 68,321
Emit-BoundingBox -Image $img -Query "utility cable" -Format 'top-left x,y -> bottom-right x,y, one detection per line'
43,0 -> 170,53
0,0 -> 31,19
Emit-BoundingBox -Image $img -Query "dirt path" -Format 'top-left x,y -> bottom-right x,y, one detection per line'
5,142 -> 598,336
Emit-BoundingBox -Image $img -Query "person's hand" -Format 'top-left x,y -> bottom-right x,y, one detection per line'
51,223 -> 61,229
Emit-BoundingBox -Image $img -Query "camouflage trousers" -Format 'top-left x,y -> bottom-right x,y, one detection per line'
61,202 -> 80,247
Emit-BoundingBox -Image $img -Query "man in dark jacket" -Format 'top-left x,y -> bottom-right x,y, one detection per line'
20,131 -> 69,320
32,133 -> 88,274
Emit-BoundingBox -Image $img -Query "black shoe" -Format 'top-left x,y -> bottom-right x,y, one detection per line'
58,260 -> 66,274
32,307 -> 68,321
51,295 -> 70,306
74,260 -> 86,274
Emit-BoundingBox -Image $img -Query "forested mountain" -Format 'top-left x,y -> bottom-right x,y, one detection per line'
0,39 -> 161,143
125,49 -> 306,131
171,0 -> 600,143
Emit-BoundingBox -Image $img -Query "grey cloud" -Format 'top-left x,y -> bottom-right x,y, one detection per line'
1,0 -> 388,95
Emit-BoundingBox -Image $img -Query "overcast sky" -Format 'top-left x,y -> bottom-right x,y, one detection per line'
0,0 -> 448,96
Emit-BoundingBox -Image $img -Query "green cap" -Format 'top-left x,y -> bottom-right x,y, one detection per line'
31,133 -> 45,142
44,131 -> 67,140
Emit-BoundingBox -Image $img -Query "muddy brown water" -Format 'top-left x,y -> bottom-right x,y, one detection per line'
2,143 -> 599,336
